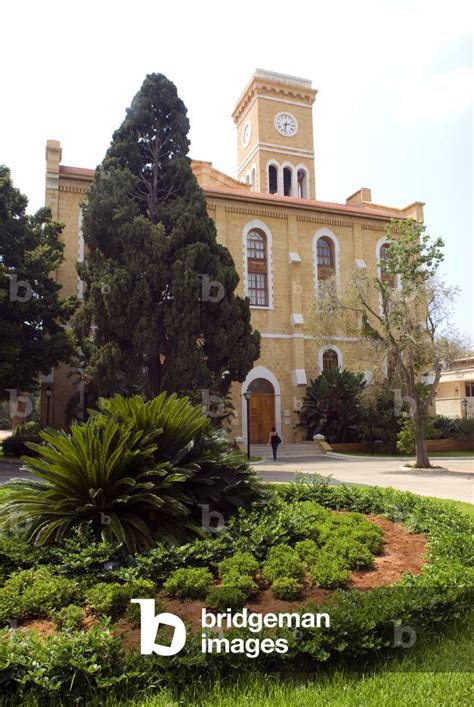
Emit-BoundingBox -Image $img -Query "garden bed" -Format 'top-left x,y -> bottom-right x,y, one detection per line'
16,514 -> 427,643
0,478 -> 472,703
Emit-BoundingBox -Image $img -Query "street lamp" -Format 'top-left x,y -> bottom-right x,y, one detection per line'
45,386 -> 53,426
461,398 -> 468,419
243,390 -> 252,460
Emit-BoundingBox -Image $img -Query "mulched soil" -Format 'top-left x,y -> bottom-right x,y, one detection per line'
19,515 -> 427,646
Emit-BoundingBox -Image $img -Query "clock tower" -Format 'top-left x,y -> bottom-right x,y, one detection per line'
232,69 -> 317,199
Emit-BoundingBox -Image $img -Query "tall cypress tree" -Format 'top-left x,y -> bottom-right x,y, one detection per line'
75,74 -> 260,399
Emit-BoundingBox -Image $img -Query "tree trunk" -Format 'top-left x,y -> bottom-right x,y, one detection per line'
147,354 -> 161,398
414,412 -> 431,468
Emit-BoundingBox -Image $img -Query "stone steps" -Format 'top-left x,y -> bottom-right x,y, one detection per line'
250,443 -> 325,459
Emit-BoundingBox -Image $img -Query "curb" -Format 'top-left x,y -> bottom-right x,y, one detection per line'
398,464 -> 449,472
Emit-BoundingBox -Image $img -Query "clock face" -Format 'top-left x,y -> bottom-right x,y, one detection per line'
274,112 -> 298,137
242,122 -> 251,147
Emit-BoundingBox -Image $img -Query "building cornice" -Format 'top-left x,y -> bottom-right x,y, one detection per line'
204,186 -> 406,222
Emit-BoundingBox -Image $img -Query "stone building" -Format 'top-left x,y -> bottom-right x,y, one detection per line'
41,69 -> 424,442
434,357 -> 474,419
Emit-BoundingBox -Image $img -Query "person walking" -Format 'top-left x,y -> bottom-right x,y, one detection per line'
268,426 -> 281,461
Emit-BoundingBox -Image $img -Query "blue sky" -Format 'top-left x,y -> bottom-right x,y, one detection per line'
2,0 -> 472,336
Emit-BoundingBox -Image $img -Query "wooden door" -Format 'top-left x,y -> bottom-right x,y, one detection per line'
249,394 -> 275,443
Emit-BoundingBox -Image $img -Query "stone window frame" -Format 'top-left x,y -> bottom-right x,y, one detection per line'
319,345 -> 343,374
312,227 -> 340,299
242,219 -> 274,310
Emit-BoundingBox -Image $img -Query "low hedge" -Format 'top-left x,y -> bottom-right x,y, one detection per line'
0,477 -> 472,701
1,435 -> 40,458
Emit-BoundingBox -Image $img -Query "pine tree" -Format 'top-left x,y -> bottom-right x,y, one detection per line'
75,74 -> 260,400
0,166 -> 75,397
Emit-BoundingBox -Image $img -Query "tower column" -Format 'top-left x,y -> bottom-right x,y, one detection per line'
277,166 -> 284,195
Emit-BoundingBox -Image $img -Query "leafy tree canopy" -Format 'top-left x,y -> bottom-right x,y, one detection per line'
0,166 -> 75,398
311,219 -> 459,468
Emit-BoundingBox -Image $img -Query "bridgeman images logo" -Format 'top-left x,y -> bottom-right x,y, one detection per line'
131,599 -> 333,658
130,600 -> 187,655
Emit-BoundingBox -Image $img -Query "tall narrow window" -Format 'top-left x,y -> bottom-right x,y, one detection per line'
251,167 -> 256,191
247,230 -> 268,306
268,165 -> 277,194
379,243 -> 395,286
283,167 -> 292,196
316,237 -> 335,280
322,349 -> 339,374
297,169 -> 308,198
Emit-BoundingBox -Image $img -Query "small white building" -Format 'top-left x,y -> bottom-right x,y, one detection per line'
434,357 -> 474,419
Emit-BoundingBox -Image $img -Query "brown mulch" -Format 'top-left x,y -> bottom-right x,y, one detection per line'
18,515 -> 427,647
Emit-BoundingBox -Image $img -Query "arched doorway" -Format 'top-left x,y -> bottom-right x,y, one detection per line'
248,378 -> 275,443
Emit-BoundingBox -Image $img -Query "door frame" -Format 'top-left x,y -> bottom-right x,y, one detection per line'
241,366 -> 281,443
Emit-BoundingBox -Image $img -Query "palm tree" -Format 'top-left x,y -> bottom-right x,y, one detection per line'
299,369 -> 366,442
0,393 -> 263,552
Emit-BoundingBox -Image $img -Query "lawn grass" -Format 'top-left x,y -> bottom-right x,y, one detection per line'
426,497 -> 474,518
91,610 -> 472,706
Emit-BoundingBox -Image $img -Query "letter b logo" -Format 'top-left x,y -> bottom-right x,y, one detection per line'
130,600 -> 186,655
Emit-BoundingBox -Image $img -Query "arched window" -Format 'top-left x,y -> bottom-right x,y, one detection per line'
322,349 -> 339,374
297,168 -> 308,198
247,230 -> 268,306
268,165 -> 278,194
379,242 -> 395,286
251,167 -> 256,191
317,237 -> 335,280
283,166 -> 292,196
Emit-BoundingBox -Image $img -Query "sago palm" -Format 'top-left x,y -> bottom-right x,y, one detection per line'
97,393 -> 265,517
0,417 -> 190,553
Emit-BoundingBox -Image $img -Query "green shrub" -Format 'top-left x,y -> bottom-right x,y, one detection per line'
125,598 -> 164,626
218,551 -> 259,579
85,582 -> 126,617
86,578 -> 155,617
0,568 -> 79,623
323,537 -> 375,569
52,604 -> 84,631
13,421 -> 41,438
271,577 -> 304,600
206,586 -> 247,611
317,512 -> 384,555
0,535 -> 47,585
397,417 -> 442,454
309,555 -> 351,588
163,568 -> 213,599
263,544 -> 305,582
0,623 -> 131,699
45,531 -> 124,577
221,572 -> 258,597
458,418 -> 474,445
432,415 -> 461,439
295,539 -> 319,562
0,417 -> 11,430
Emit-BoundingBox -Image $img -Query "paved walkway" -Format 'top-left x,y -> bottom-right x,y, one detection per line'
253,444 -> 473,504
1,444 -> 472,503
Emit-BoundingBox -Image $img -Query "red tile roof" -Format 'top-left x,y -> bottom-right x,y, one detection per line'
58,165 -> 404,221
59,165 -> 95,178
202,186 -> 404,220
